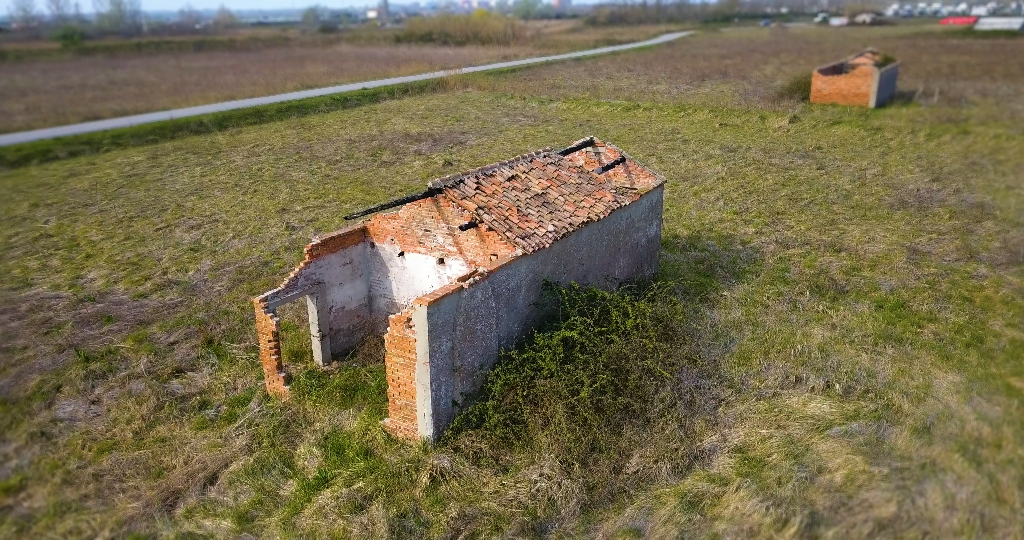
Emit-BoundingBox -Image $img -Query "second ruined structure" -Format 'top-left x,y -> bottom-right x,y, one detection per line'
810,48 -> 900,108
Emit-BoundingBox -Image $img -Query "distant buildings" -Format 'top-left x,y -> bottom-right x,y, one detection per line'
973,15 -> 1024,28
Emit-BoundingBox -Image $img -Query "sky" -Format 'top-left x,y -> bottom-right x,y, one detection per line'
2,0 -> 379,14
2,0 -> 596,17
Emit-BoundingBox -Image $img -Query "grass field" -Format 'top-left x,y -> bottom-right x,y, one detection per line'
1,25 -> 1023,538
0,21 -> 681,134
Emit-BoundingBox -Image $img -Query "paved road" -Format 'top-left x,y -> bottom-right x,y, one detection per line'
0,31 -> 692,147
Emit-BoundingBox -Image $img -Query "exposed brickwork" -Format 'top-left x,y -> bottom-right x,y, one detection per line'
383,308 -> 418,440
275,224 -> 367,295
810,49 -> 897,109
811,63 -> 874,107
305,226 -> 366,263
254,298 -> 289,399
252,137 -> 666,442
366,195 -> 517,267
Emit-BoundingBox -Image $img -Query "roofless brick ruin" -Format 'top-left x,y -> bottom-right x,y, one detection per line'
254,137 -> 666,441
810,48 -> 900,108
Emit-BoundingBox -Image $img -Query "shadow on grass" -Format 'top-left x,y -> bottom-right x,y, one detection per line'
887,88 -> 923,107
659,230 -> 761,303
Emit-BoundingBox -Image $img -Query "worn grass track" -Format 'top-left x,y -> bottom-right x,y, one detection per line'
1,26 -> 1022,538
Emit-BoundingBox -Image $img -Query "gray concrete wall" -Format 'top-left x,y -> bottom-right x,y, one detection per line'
873,63 -> 899,108
415,186 -> 664,440
318,245 -> 374,357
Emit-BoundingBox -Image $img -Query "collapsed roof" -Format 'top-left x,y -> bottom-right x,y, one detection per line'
345,135 -> 665,253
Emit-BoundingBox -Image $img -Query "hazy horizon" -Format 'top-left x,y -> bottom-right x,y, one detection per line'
2,0 -> 409,16
2,0 -> 597,19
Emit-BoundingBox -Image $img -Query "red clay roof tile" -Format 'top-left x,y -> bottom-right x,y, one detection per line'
422,138 -> 663,253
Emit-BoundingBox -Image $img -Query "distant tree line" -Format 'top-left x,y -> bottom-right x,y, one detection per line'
5,0 -> 144,34
4,0 -> 243,45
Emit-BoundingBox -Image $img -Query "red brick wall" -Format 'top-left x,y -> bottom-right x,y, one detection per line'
370,197 -> 519,441
304,226 -> 366,263
254,298 -> 289,399
366,195 -> 517,266
810,64 -> 875,107
383,308 -> 419,440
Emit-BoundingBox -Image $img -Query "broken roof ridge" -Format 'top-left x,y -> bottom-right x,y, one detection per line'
558,135 -> 599,156
344,136 -> 660,222
585,139 -> 668,184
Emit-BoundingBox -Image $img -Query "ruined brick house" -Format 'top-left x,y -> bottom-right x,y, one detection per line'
253,137 -> 665,441
810,48 -> 899,108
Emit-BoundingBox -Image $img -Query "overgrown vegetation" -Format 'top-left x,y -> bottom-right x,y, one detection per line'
876,52 -> 898,67
584,1 -> 788,26
1,25 -> 1023,538
776,71 -> 812,101
445,282 -> 710,482
397,11 -> 529,46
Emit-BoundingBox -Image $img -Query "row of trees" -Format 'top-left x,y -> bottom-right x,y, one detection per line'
5,0 -> 243,38
176,4 -> 240,29
6,0 -> 143,33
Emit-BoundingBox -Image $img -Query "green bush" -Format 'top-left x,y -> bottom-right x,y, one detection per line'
877,52 -> 898,68
52,25 -> 87,49
396,11 -> 528,46
777,71 -> 812,101
443,281 -> 703,479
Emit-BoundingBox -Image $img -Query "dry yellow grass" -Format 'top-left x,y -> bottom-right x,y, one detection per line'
0,42 -> 534,133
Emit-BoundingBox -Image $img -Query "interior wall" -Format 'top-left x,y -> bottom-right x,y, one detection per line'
317,243 -> 374,357
365,242 -> 470,332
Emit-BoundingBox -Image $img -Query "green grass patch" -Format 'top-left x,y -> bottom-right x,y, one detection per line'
0,78 -> 455,169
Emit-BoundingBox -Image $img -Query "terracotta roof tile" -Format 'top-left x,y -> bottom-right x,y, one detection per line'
432,137 -> 664,253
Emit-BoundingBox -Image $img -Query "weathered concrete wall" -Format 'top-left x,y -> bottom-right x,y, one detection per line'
412,185 -> 664,440
872,63 -> 899,108
256,196 -> 518,401
314,245 -> 374,357
255,226 -> 373,396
